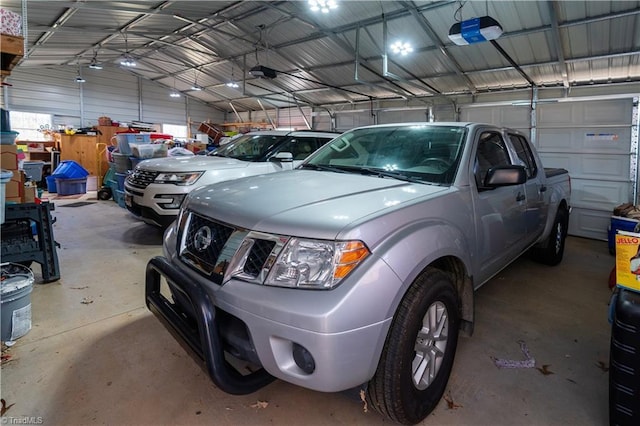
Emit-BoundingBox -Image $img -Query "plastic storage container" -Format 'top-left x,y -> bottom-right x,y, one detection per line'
610,288 -> 640,425
45,175 -> 57,193
115,172 -> 127,191
129,156 -> 143,170
112,152 -> 132,174
609,216 -> 640,255
1,263 -> 35,342
55,177 -> 87,196
130,143 -> 167,159
114,189 -> 126,208
22,160 -> 46,182
0,130 -> 19,145
114,133 -> 151,155
1,169 -> 13,224
51,160 -> 89,179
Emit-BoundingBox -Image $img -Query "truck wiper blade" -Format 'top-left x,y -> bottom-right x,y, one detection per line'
357,167 -> 425,184
299,163 -> 347,173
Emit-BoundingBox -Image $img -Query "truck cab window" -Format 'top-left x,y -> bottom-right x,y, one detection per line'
474,132 -> 511,189
509,133 -> 538,178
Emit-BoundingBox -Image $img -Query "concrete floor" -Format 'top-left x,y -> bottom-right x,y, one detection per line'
1,194 -> 615,425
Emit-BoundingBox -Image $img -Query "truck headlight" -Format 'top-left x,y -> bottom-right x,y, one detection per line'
265,238 -> 370,289
154,172 -> 203,185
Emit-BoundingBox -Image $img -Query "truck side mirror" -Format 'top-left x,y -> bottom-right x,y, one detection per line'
271,152 -> 294,170
485,165 -> 527,187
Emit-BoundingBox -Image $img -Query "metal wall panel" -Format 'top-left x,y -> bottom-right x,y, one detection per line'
82,69 -> 140,127
378,109 -> 428,124
3,67 -> 224,129
459,105 -> 531,138
311,110 -> 333,132
140,80 -> 188,125
187,100 -> 225,129
4,68 -> 82,124
537,98 -> 634,240
335,112 -> 375,132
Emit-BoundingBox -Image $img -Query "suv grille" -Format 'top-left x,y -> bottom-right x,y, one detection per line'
180,212 -> 277,284
127,169 -> 159,189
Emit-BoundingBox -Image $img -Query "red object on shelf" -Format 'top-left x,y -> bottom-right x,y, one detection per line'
150,133 -> 172,140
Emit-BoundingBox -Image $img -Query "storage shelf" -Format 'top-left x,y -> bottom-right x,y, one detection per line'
1,34 -> 24,81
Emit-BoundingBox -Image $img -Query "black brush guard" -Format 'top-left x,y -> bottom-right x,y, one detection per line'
145,256 -> 275,394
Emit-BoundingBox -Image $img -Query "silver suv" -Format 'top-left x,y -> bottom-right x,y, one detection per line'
124,130 -> 338,227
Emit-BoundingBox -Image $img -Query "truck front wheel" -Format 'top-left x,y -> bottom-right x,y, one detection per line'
366,268 -> 460,424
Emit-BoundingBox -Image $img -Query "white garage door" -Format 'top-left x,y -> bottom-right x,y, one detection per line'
537,99 -> 634,240
461,98 -> 635,240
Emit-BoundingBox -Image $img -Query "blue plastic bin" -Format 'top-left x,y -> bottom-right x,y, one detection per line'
51,160 -> 89,179
115,172 -> 127,191
45,175 -> 57,193
55,177 -> 87,196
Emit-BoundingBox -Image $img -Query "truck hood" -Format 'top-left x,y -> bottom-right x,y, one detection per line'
186,170 -> 450,239
137,155 -> 249,172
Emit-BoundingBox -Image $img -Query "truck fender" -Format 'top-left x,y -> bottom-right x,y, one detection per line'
374,219 -> 475,334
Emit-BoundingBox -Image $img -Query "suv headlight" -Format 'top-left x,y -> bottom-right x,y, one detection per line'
264,238 -> 370,289
154,172 -> 203,185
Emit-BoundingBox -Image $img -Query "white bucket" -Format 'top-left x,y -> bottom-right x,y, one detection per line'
1,263 -> 35,342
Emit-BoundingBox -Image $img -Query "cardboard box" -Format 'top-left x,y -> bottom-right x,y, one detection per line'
23,183 -> 36,203
616,230 -> 640,292
5,169 -> 25,202
1,144 -> 18,170
186,142 -> 207,153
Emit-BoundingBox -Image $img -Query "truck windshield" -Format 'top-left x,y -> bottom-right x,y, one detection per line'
303,124 -> 467,185
210,134 -> 287,161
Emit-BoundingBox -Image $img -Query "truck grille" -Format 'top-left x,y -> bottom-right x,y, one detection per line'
127,169 -> 159,189
179,212 -> 277,284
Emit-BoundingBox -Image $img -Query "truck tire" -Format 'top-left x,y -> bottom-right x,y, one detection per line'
532,207 -> 568,266
366,267 -> 460,425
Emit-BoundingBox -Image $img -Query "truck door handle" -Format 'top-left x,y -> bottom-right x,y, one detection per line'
516,192 -> 526,202
539,185 -> 547,193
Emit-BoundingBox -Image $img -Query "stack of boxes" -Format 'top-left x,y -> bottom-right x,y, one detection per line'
0,137 -> 39,203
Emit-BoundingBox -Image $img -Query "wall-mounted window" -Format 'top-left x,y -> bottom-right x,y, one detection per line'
162,124 -> 187,139
9,111 -> 53,141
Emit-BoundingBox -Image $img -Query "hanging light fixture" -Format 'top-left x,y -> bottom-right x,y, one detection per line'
170,77 -> 181,98
226,64 -> 239,88
191,69 -> 202,91
120,32 -> 137,67
74,60 -> 85,83
89,49 -> 103,69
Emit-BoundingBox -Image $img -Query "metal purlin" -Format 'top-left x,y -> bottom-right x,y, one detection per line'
21,0 -> 27,57
631,97 -> 639,205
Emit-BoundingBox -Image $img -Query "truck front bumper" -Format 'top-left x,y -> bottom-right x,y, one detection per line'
145,255 -> 393,393
145,256 -> 275,394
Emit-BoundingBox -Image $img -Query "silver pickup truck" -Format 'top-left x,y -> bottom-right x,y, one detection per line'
145,122 -> 571,424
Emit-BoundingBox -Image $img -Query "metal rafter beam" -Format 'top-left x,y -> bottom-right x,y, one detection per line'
548,1 -> 569,88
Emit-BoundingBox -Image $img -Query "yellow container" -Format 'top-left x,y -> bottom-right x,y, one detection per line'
616,230 -> 640,292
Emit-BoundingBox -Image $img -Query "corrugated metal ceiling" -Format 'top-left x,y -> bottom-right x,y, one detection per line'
2,0 -> 639,112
